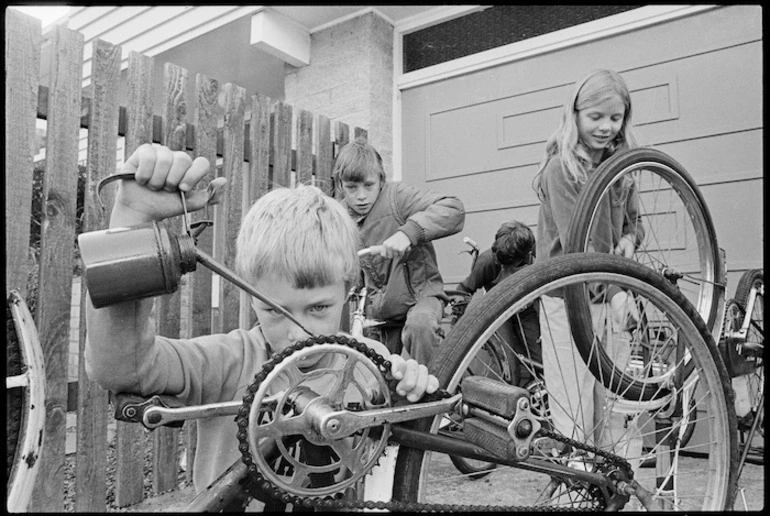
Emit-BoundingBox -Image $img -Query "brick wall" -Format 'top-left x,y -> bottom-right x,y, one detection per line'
284,12 -> 394,178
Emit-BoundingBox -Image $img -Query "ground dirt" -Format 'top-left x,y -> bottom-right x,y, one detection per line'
66,437 -> 764,512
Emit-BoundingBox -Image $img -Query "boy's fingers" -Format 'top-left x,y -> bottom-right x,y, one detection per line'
426,374 -> 439,394
180,177 -> 227,212
145,145 -> 175,191
407,365 -> 429,402
178,156 -> 211,192
164,151 -> 194,192
397,359 -> 418,396
123,143 -> 155,185
205,177 -> 227,205
389,354 -> 405,380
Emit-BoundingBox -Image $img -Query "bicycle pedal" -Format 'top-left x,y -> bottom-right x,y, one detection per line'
461,376 -> 530,418
463,417 -> 520,460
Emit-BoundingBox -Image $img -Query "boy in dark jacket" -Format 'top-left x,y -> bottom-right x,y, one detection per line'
458,220 -> 541,386
334,138 -> 465,365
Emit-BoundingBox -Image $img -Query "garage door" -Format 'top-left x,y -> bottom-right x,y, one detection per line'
400,5 -> 762,295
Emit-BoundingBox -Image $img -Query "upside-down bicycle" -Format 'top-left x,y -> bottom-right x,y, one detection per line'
8,148 -> 741,511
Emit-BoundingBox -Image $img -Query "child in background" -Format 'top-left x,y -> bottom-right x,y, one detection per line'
457,220 -> 541,387
533,69 -> 644,466
334,138 -> 465,365
85,143 -> 439,496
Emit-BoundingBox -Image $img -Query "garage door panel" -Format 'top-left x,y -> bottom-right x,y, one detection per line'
652,130 -> 762,186
630,42 -> 762,145
426,164 -> 541,213
427,85 -> 570,181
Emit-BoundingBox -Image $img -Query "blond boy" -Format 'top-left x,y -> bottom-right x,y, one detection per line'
85,143 -> 438,493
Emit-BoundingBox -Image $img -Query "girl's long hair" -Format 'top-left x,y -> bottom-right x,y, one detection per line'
534,69 -> 639,200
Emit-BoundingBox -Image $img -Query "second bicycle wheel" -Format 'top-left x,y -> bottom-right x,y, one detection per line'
393,253 -> 737,511
724,269 -> 764,466
565,147 -> 726,342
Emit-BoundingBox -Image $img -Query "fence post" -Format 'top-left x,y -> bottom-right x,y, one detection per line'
28,23 -> 84,512
243,92 -> 272,330
114,50 -> 155,508
315,115 -> 333,196
76,37 -> 121,511
212,82 -> 247,333
296,109 -> 314,186
151,61 -> 189,495
183,72 -> 222,482
4,10 -> 41,297
272,101 -> 293,188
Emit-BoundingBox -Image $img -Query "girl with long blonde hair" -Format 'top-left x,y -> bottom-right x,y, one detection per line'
533,69 -> 645,482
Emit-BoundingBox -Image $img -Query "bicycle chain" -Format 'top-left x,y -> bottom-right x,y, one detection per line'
235,335 -> 631,512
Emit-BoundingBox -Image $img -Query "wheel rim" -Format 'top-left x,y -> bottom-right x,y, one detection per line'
566,149 -> 725,342
396,256 -> 735,510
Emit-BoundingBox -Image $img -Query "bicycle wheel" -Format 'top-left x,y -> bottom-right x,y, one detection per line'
6,291 -> 46,512
565,147 -> 726,342
6,300 -> 23,481
394,253 -> 737,511
726,270 -> 764,465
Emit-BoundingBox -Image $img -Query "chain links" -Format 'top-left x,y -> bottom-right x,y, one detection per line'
235,335 -> 631,512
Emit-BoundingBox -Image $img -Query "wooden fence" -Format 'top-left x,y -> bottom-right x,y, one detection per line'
5,9 -> 365,511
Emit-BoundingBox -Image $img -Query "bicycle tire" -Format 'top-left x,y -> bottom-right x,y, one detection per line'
731,270 -> 764,467
735,270 -> 763,313
565,147 -> 725,341
6,299 -> 23,482
393,253 -> 737,511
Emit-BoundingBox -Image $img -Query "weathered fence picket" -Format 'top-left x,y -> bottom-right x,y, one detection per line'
114,49 -> 155,508
5,12 -> 40,298
28,23 -> 85,513
75,36 -> 120,512
5,9 -> 367,510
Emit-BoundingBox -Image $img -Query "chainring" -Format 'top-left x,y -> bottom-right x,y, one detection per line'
237,335 -> 392,499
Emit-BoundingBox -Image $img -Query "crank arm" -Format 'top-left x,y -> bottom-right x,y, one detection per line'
143,400 -> 242,429
144,393 -> 284,429
115,392 -> 280,429
314,393 -> 461,440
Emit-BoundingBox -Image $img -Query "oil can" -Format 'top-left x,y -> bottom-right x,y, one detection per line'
77,222 -> 197,308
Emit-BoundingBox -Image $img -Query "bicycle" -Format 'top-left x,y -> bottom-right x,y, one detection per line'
74,176 -> 737,511
6,290 -> 46,512
720,269 -> 764,506
95,254 -> 737,511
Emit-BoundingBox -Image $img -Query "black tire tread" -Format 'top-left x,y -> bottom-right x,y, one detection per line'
564,147 -> 724,333
394,253 -> 738,510
6,297 -> 24,483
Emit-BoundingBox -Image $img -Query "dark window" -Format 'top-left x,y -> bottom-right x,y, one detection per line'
403,5 -> 642,73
